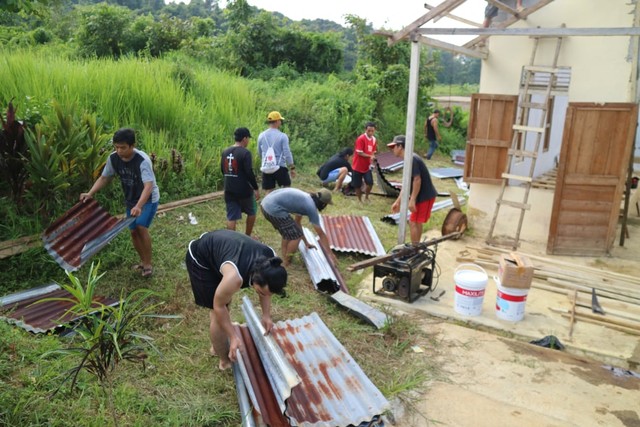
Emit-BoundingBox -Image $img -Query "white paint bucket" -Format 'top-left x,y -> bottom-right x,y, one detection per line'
495,279 -> 529,322
454,264 -> 488,316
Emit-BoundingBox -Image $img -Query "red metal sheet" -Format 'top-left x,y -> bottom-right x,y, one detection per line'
42,199 -> 134,271
322,215 -> 385,256
375,151 -> 404,172
1,286 -> 118,333
234,324 -> 290,427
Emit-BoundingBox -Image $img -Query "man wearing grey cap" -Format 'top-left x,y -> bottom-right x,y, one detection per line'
221,127 -> 260,236
388,135 -> 438,244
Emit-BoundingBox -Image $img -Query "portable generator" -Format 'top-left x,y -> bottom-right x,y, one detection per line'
372,246 -> 436,303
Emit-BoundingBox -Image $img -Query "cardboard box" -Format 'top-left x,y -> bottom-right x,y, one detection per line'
498,252 -> 534,289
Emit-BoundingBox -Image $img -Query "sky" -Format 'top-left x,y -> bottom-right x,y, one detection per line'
218,0 -> 486,43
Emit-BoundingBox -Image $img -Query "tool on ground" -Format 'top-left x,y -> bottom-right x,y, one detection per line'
348,232 -> 462,272
349,232 -> 463,303
591,288 -> 605,314
372,244 -> 436,303
430,290 -> 446,302
441,194 -> 467,238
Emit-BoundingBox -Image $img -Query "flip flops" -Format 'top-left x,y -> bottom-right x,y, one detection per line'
141,267 -> 153,278
132,264 -> 153,277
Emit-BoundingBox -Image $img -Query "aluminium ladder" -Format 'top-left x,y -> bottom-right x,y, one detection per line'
486,34 -> 564,249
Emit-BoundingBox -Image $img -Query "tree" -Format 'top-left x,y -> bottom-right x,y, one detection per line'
1,0 -> 56,15
75,3 -> 131,58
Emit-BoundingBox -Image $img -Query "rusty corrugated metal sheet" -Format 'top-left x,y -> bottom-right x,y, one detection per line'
236,297 -> 389,427
320,215 -> 386,257
42,199 -> 134,271
0,283 -> 119,333
375,151 -> 403,172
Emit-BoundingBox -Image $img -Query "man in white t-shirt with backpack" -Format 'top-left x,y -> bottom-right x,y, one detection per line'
258,111 -> 295,195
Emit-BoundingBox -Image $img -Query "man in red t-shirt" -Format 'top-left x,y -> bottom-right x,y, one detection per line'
351,122 -> 377,203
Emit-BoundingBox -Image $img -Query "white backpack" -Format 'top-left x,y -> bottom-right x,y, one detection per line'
260,138 -> 281,174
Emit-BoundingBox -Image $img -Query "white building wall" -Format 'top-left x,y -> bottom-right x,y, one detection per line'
480,0 -> 637,102
471,0 -> 638,243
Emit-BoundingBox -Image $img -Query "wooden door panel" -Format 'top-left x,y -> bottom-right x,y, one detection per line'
547,103 -> 638,255
464,94 -> 518,184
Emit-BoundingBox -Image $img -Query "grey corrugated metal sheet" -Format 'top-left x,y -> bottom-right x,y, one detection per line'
236,297 -> 389,427
375,151 -> 403,172
0,283 -> 119,333
299,228 -> 342,294
430,167 -> 464,179
42,199 -> 134,272
329,291 -> 389,330
320,216 -> 386,257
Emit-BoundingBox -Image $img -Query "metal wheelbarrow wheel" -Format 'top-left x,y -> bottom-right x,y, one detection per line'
441,208 -> 467,239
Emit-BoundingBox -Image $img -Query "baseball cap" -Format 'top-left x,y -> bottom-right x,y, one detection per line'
387,135 -> 406,148
234,127 -> 252,141
317,188 -> 333,205
267,111 -> 285,122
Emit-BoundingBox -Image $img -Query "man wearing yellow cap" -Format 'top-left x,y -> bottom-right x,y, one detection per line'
258,111 -> 295,195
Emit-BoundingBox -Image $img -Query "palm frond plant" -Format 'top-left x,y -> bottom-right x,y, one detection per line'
39,262 -> 169,426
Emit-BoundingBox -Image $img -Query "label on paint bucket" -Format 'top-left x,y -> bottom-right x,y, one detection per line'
454,264 -> 488,316
496,284 -> 529,322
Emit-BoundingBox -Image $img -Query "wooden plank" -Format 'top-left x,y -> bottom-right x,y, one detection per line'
423,3 -> 481,27
551,309 -> 640,336
420,27 -> 640,37
415,35 -> 487,60
563,175 -> 619,187
0,235 -> 40,251
464,0 -> 556,48
556,211 -> 610,226
468,138 -> 511,147
388,0 -> 465,45
468,244 -> 640,286
497,199 -> 530,210
512,124 -> 545,133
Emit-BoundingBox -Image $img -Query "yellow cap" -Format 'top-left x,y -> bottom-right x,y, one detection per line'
267,111 -> 285,122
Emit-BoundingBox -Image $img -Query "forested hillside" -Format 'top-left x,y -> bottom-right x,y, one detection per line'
0,0 -> 476,240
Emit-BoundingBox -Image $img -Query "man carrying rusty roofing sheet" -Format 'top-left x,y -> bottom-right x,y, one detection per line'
80,128 -> 159,278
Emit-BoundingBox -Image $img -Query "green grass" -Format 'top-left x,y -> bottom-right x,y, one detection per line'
0,152 -> 465,425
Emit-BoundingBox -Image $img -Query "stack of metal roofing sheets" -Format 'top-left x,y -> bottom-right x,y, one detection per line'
234,297 -> 389,426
